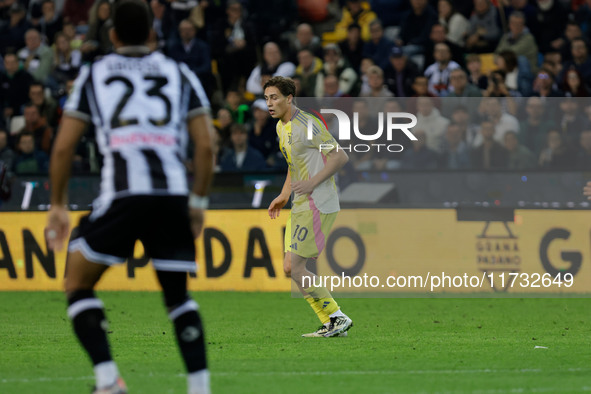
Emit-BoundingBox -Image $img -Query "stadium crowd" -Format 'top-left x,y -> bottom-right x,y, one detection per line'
1,0 -> 591,175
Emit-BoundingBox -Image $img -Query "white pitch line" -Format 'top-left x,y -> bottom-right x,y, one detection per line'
1,367 -> 589,384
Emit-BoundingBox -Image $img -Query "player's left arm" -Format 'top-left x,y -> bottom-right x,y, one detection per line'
46,116 -> 87,251
292,147 -> 349,195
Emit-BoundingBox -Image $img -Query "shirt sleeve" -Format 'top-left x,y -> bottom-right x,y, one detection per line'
178,62 -> 210,119
63,64 -> 92,122
308,115 -> 338,152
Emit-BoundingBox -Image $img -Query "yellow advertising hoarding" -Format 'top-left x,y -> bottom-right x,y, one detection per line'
0,209 -> 589,294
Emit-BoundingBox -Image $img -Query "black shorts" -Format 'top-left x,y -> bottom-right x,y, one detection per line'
68,195 -> 196,272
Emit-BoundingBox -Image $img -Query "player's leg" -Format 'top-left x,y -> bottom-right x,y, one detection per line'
64,251 -> 126,393
156,270 -> 209,394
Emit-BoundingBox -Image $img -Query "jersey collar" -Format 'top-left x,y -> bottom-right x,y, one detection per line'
116,46 -> 151,57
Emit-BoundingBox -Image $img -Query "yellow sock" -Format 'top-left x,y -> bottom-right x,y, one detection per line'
305,296 -> 330,324
304,286 -> 340,317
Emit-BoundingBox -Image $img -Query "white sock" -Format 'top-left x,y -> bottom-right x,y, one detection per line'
94,361 -> 119,389
188,369 -> 211,394
329,309 -> 346,318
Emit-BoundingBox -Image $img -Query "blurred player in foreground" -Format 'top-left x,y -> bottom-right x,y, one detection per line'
265,76 -> 353,337
45,1 -> 214,393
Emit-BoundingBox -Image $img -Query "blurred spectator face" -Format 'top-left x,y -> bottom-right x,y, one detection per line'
347,25 -> 361,42
0,131 -> 8,150
526,97 -> 544,119
474,0 -> 490,15
323,47 -> 340,65
508,15 -> 525,36
226,1 -> 242,23
24,106 -> 40,126
230,126 -> 248,151
97,2 -> 110,21
411,0 -> 428,12
347,0 -> 363,13
297,50 -> 314,70
503,132 -> 518,152
413,77 -> 429,95
25,30 -> 42,51
217,108 -> 232,129
225,90 -> 240,109
559,99 -> 578,115
417,97 -> 434,116
383,100 -> 402,112
4,54 -> 19,75
565,24 -> 582,41
580,131 -> 591,151
29,85 -> 45,106
445,124 -> 462,147
56,34 -> 70,54
253,107 -> 269,123
179,20 -> 196,43
63,23 -> 76,40
412,129 -> 427,149
452,108 -> 469,125
571,40 -> 587,62
494,55 -> 506,71
536,70 -> 552,90
10,7 -> 26,26
547,131 -> 562,150
296,24 -> 314,47
484,98 -> 502,118
467,59 -> 481,75
42,1 -> 55,18
352,100 -> 369,121
566,70 -> 581,91
390,53 -> 406,72
480,122 -> 495,141
360,58 -> 374,74
264,43 -> 282,68
438,0 -> 452,18
430,25 -> 446,44
369,22 -> 383,43
19,135 -> 35,154
324,75 -> 339,96
151,0 -> 165,18
434,43 -> 451,63
511,0 -> 527,8
368,68 -> 384,90
450,70 -> 467,92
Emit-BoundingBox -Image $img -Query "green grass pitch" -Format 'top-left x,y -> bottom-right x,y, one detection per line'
0,292 -> 590,393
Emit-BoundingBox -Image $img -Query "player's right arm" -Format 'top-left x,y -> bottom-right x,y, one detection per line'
268,168 -> 291,219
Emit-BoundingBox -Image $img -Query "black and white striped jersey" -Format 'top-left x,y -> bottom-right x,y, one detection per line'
64,48 -> 209,218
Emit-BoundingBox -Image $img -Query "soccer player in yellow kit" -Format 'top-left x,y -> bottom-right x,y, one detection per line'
264,76 -> 353,337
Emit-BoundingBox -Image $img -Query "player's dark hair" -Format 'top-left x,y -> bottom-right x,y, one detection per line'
263,76 -> 296,98
113,0 -> 150,46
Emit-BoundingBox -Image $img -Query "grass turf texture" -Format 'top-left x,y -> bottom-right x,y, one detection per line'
0,292 -> 589,394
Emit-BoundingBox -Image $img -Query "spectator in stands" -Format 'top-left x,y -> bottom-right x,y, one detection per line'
168,19 -> 211,84
322,74 -> 349,98
248,0 -> 296,44
483,70 -> 521,116
80,0 -> 112,62
288,23 -> 323,64
0,129 -> 14,171
314,44 -> 358,97
533,67 -> 564,97
62,21 -> 83,50
411,75 -> 437,98
576,0 -> 591,42
519,97 -> 555,154
448,68 -> 481,98
210,0 -> 257,93
215,107 -> 233,155
465,0 -> 501,53
322,0 -> 377,43
438,0 -> 470,47
424,43 -> 461,97
400,129 -> 439,169
505,131 -> 536,169
416,96 -> 450,152
62,0 -> 94,26
560,38 -> 591,86
552,21 -> 583,64
37,0 -> 62,44
384,46 -> 420,97
149,0 -> 173,53
531,0 -> 568,55
440,123 -> 471,169
12,132 -> 48,174
224,90 -> 250,124
248,99 -> 278,167
451,105 -> 480,146
358,57 -> 375,96
370,0 -> 409,27
0,53 -> 33,118
339,23 -> 364,73
295,49 -> 323,98
29,82 -> 59,128
539,130 -> 574,168
495,12 -> 538,73
0,3 -> 31,55
247,42 -> 295,96
361,65 -> 394,98
424,24 -> 465,68
563,67 -> 591,97
17,29 -> 53,84
397,0 -> 437,57
575,130 -> 591,167
471,121 -> 508,169
557,98 -> 585,149
220,123 -> 267,172
349,99 -> 378,171
494,50 -> 533,97
17,103 -> 52,153
502,0 -> 536,30
50,32 -> 81,90
476,97 -> 519,146
466,54 -> 488,90
362,19 -> 394,70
